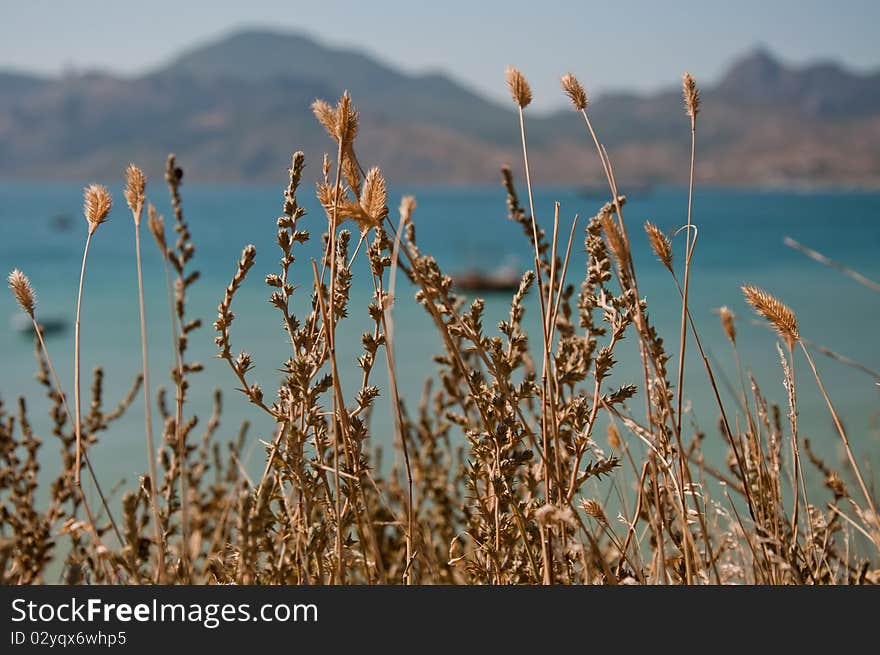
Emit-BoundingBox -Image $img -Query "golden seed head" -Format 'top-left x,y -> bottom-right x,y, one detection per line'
718,306 -> 736,345
8,269 -> 36,317
682,71 -> 700,120
644,221 -> 673,271
359,167 -> 388,230
147,203 -> 166,254
581,498 -> 607,523
561,73 -> 588,110
505,67 -> 532,108
312,92 -> 359,147
311,98 -> 337,140
83,184 -> 112,234
600,213 -> 629,271
124,163 -> 146,220
742,285 -> 799,349
335,91 -> 358,147
343,155 -> 361,196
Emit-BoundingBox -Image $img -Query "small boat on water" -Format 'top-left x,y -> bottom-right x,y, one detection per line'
11,313 -> 68,337
50,213 -> 74,231
452,265 -> 521,293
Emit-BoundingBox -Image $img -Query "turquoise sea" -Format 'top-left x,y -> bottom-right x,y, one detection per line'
1,183 -> 879,497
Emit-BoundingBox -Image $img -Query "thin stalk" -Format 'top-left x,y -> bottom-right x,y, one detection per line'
786,349 -> 817,567
672,275 -> 758,521
159,247 -> 189,576
784,236 -> 880,293
550,214 -> 579,331
675,120 -> 697,437
545,202 -> 564,502
74,231 -> 93,486
133,221 -> 166,582
325,140 -> 357,584
384,217 -> 415,584
785,344 -> 802,546
348,232 -> 367,269
515,104 -> 554,583
73,229 -> 117,582
32,321 -> 123,549
800,342 -> 878,522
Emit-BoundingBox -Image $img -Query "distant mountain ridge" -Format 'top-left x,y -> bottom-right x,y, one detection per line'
715,47 -> 880,116
1,29 -> 879,187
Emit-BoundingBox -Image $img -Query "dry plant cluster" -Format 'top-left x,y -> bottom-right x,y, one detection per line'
2,67 -> 878,585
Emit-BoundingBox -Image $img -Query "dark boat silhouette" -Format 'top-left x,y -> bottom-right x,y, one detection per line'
452,265 -> 521,293
11,313 -> 68,337
50,213 -> 74,231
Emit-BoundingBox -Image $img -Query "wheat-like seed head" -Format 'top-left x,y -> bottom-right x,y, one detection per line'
560,73 -> 588,110
600,212 -> 629,272
343,155 -> 361,196
147,203 -> 166,254
124,163 -> 146,222
718,306 -> 736,345
312,99 -> 337,140
682,71 -> 700,121
335,91 -> 358,147
8,269 -> 36,317
506,67 -> 532,108
644,221 -> 673,271
83,184 -> 112,234
742,285 -> 799,348
313,92 -> 359,148
359,167 -> 388,230
581,499 -> 608,524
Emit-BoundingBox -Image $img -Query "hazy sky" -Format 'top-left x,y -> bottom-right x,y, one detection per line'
2,0 -> 879,111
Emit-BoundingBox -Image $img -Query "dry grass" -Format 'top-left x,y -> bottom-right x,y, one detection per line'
1,67 -> 878,585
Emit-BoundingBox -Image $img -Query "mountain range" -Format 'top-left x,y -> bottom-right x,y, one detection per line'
1,29 -> 879,187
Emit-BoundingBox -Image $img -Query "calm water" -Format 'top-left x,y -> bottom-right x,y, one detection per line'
1,183 -> 879,496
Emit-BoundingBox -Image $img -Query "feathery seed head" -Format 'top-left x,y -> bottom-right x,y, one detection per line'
561,73 -> 588,110
343,155 -> 361,196
581,498 -> 607,523
600,213 -> 629,273
147,203 -> 166,254
506,67 -> 532,108
335,91 -> 358,147
718,306 -> 736,345
8,269 -> 36,317
682,71 -> 700,121
312,99 -> 337,140
124,163 -> 146,221
644,221 -> 673,271
313,93 -> 359,147
742,285 -> 799,348
359,167 -> 388,230
83,184 -> 112,234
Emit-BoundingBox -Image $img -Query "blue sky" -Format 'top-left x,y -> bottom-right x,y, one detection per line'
2,0 -> 878,111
